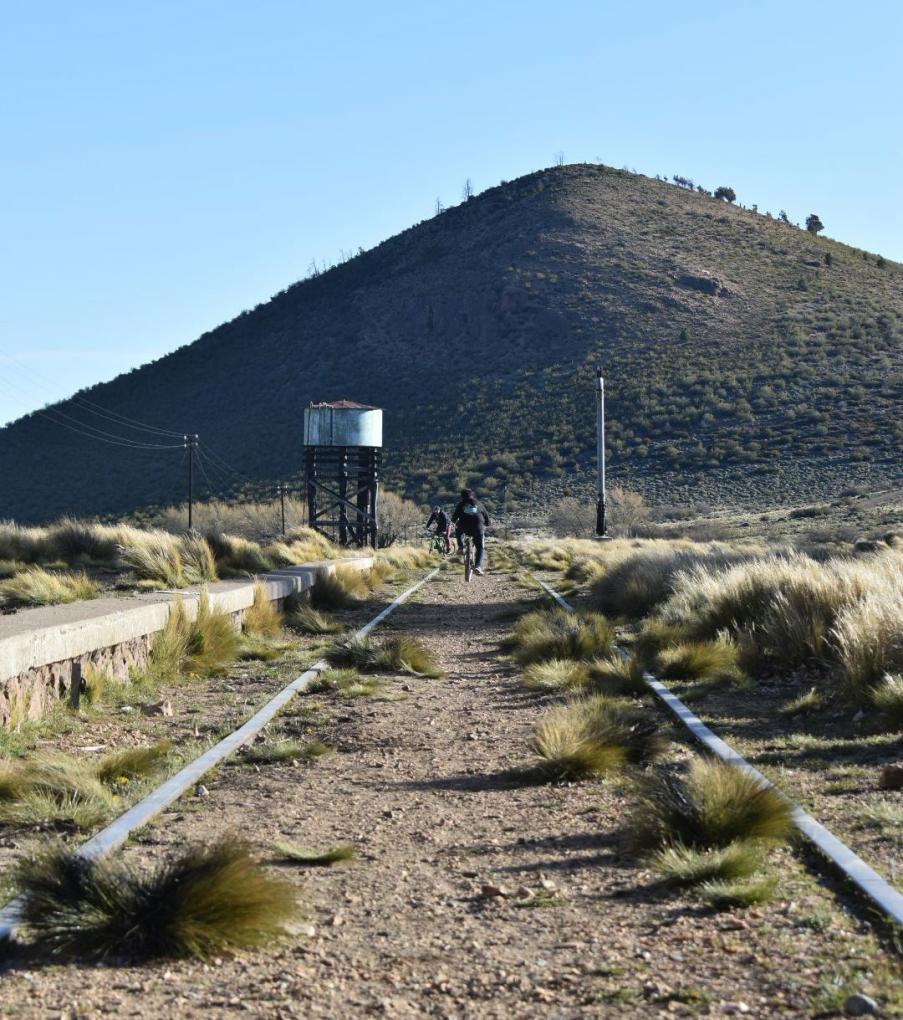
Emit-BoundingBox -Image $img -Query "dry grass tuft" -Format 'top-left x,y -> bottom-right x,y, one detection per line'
779,687 -> 823,717
206,531 -> 273,575
375,636 -> 443,678
586,654 -> 648,696
0,567 -> 98,608
245,739 -> 331,763
532,703 -> 626,781
698,874 -> 778,909
510,608 -> 614,665
628,758 -> 793,852
310,566 -> 366,609
657,639 -> 744,685
310,668 -> 382,698
531,695 -> 665,781
119,535 -> 186,587
651,841 -> 764,887
243,583 -> 283,638
15,836 -> 299,961
521,658 -> 589,692
186,592 -> 239,676
285,602 -> 344,635
869,674 -> 903,730
94,743 -> 171,785
272,843 -> 355,866
179,533 -> 218,583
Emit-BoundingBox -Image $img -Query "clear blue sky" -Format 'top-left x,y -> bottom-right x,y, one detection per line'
1,0 -> 900,425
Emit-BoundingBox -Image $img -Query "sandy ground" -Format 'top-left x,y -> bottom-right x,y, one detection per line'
1,567 -> 900,1018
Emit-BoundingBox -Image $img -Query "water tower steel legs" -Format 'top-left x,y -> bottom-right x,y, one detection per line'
305,445 -> 380,549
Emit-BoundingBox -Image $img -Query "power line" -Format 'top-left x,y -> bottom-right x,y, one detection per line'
0,346 -> 186,438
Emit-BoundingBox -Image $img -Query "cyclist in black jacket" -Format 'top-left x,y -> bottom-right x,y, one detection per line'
452,489 -> 490,574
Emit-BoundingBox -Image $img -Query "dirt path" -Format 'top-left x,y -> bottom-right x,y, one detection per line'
1,568 -> 898,1018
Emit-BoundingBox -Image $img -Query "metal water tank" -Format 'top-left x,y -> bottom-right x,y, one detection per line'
303,400 -> 383,448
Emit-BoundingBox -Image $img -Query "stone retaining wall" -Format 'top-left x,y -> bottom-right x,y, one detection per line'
0,558 -> 372,728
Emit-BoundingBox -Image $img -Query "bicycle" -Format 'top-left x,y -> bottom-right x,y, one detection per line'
424,530 -> 450,557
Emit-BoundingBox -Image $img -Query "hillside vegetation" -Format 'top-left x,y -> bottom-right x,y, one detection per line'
1,163 -> 900,521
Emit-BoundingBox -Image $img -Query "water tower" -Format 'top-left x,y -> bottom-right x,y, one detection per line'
303,400 -> 382,548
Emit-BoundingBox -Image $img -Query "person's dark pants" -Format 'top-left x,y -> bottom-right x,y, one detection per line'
457,528 -> 485,569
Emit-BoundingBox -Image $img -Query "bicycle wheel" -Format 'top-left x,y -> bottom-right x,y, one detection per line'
464,537 -> 473,582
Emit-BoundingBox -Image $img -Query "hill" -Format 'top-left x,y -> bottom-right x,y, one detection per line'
1,163 -> 901,522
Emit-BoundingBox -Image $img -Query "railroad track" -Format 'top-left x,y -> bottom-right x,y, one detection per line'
530,572 -> 903,930
0,566 -> 440,942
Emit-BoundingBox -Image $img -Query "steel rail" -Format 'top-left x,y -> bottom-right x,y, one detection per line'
0,566 -> 440,940
532,575 -> 903,928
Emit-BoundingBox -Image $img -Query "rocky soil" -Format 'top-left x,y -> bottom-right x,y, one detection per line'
1,566 -> 900,1018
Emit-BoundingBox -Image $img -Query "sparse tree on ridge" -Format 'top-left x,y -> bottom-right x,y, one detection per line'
462,178 -> 474,201
714,186 -> 736,203
806,213 -> 824,235
435,197 -> 444,216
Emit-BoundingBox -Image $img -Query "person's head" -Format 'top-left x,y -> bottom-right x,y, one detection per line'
433,505 -> 441,513
461,488 -> 474,501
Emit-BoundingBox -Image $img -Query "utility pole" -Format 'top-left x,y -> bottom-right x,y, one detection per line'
278,482 -> 286,537
185,434 -> 198,530
503,483 -> 510,541
595,370 -> 607,537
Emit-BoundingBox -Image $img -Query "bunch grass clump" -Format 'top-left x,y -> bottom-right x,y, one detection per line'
186,592 -> 239,676
698,874 -> 778,909
592,545 -> 754,619
628,758 -> 793,852
206,531 -> 274,575
869,674 -> 903,730
15,836 -> 299,961
374,635 -> 443,678
119,534 -> 186,588
656,639 -> 744,686
0,743 -> 170,828
243,583 -> 283,638
0,567 -> 99,608
309,565 -> 368,609
180,533 -> 218,583
521,658 -> 589,692
285,602 -> 344,635
310,667 -> 382,698
587,654 -> 648,696
651,840 -> 764,887
245,739 -> 331,764
531,694 -> 666,781
510,608 -> 614,665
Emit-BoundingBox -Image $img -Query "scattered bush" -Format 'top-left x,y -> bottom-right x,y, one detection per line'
15,836 -> 299,961
310,667 -> 382,698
